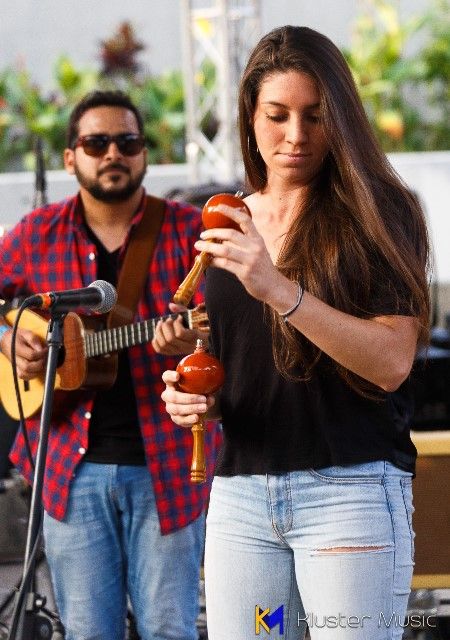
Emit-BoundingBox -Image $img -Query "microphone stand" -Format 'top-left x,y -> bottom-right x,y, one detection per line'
8,312 -> 65,640
32,138 -> 48,209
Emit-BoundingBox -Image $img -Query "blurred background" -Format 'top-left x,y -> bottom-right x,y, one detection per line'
1,0 -> 448,165
0,0 -> 449,325
0,2 -> 449,638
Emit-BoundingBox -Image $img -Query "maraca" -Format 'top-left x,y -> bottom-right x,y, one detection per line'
173,192 -> 251,306
176,339 -> 225,483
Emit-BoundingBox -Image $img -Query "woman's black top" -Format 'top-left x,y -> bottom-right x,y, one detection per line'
205,267 -> 417,476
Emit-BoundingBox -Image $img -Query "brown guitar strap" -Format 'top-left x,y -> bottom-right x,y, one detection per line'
107,195 -> 165,329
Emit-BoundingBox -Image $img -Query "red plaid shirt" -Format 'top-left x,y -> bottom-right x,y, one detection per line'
0,192 -> 221,534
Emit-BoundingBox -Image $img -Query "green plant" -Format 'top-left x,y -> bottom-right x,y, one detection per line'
1,7 -> 448,172
419,0 -> 450,149
0,43 -> 218,170
100,21 -> 145,76
0,21 -> 188,171
0,58 -> 99,171
343,0 -> 450,151
128,72 -> 186,164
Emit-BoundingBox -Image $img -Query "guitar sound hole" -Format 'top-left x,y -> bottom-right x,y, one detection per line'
57,346 -> 66,367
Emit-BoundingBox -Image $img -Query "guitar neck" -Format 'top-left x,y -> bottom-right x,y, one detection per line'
84,310 -> 192,358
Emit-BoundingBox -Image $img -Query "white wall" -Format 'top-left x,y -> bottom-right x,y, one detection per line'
0,164 -> 191,229
388,153 -> 450,284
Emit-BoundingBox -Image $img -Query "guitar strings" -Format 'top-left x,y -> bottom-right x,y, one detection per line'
84,310 -> 195,357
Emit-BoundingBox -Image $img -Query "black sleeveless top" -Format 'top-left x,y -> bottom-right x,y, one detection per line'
205,267 -> 417,476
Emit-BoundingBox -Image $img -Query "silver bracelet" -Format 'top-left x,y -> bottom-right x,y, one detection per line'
279,282 -> 304,322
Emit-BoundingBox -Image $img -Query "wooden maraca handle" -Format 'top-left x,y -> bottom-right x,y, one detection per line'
190,419 -> 206,483
173,192 -> 250,307
173,244 -> 212,307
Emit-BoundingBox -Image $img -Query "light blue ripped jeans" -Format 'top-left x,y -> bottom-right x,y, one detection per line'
205,461 -> 414,640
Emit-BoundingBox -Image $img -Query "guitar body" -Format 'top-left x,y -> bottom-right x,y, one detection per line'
0,308 -> 61,421
58,313 -> 118,391
0,310 -> 118,420
0,303 -> 207,420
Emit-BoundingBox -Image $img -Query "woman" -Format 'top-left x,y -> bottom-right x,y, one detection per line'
162,26 -> 430,640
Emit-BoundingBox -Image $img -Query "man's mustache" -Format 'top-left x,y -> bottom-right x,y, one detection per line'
98,163 -> 130,176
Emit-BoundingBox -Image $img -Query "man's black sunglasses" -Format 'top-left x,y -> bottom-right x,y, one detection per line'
73,133 -> 145,157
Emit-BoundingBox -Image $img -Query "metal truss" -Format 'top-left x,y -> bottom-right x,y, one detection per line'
181,0 -> 261,184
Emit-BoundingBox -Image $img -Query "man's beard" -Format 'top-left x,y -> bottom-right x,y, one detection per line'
74,162 -> 147,203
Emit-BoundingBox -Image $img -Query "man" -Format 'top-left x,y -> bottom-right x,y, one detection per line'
0,90 -> 219,640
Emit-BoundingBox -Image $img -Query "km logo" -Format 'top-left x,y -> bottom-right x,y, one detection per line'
255,605 -> 284,635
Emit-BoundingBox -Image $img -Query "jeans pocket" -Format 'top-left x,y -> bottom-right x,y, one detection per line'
308,461 -> 384,484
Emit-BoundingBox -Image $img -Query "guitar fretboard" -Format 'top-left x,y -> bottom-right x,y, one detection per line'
84,311 -> 191,358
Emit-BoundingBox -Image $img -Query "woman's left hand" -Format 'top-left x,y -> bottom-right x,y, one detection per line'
194,206 -> 282,303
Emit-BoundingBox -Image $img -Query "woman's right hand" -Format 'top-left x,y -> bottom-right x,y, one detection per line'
161,369 -> 217,428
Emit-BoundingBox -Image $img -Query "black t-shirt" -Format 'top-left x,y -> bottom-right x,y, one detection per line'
83,228 -> 145,465
205,267 -> 417,476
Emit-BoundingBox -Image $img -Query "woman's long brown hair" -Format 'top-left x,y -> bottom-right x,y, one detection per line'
238,26 -> 431,396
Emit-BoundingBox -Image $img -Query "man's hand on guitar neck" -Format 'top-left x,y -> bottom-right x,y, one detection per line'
152,303 -> 210,357
0,324 -> 48,380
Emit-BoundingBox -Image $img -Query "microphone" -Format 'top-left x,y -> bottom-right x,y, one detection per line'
23,280 -> 117,314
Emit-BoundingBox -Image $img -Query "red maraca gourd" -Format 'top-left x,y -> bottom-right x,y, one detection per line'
177,344 -> 225,395
173,192 -> 251,306
201,192 -> 251,231
176,339 -> 225,483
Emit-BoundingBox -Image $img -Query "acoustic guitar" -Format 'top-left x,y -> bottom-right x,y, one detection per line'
0,304 -> 208,420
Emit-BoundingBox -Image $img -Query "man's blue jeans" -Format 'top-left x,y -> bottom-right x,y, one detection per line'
43,462 -> 205,640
